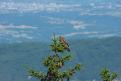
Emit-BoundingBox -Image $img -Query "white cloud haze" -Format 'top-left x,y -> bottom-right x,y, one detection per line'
64,31 -> 99,37
47,17 -> 89,30
0,24 -> 37,39
0,2 -> 80,13
0,2 -> 121,17
0,24 -> 37,29
69,20 -> 89,30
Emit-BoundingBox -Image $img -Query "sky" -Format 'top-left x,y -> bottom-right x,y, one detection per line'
0,0 -> 121,43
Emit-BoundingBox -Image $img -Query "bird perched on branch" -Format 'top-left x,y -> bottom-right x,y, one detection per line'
59,36 -> 70,52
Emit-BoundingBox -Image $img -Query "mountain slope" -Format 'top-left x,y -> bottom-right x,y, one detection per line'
0,37 -> 121,81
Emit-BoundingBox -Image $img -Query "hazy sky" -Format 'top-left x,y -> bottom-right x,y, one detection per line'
0,0 -> 121,43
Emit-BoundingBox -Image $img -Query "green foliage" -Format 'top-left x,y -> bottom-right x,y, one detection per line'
28,69 -> 45,79
28,34 -> 82,81
50,34 -> 64,53
74,64 -> 82,71
100,68 -> 118,81
62,55 -> 72,62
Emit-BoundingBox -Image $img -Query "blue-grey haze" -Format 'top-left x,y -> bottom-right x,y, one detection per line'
0,0 -> 121,81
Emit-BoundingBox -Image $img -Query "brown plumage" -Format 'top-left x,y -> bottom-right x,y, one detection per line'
59,36 -> 70,52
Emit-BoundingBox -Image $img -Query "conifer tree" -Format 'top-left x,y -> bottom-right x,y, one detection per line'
100,68 -> 118,81
28,34 -> 82,81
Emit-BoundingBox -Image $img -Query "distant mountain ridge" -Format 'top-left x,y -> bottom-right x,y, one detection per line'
0,37 -> 121,81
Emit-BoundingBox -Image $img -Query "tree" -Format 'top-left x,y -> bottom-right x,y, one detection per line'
100,68 -> 118,81
28,34 -> 82,81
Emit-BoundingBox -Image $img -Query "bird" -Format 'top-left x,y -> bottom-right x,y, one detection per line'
59,36 -> 70,52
